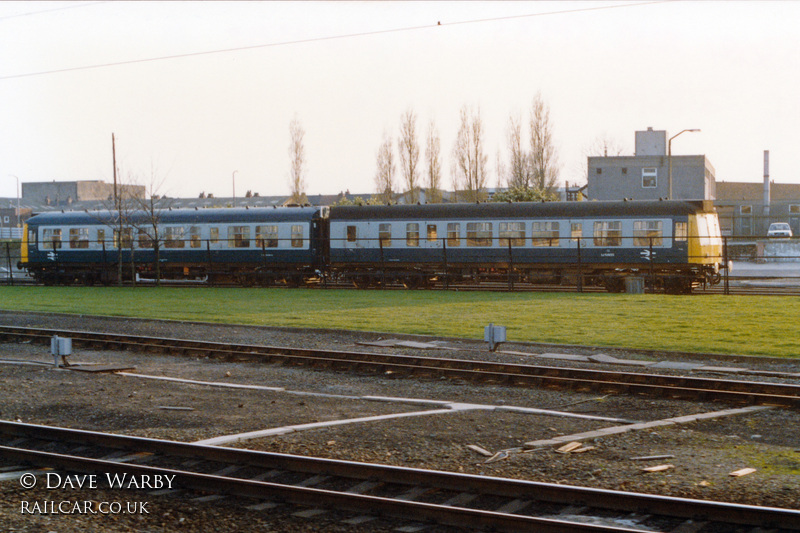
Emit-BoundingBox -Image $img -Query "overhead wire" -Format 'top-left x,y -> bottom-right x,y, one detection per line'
0,1 -> 668,81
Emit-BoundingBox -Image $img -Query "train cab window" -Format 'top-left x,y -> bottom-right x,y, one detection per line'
114,228 -> 133,249
499,222 -> 525,247
427,224 -> 438,243
446,223 -> 461,247
633,220 -> 663,246
43,228 -> 62,249
593,221 -> 622,246
674,222 -> 688,242
69,228 -> 90,249
291,225 -> 304,248
467,222 -> 492,247
209,227 -> 220,244
228,226 -> 250,248
531,221 -> 559,247
256,225 -> 279,248
189,226 -> 202,248
137,230 -> 153,249
379,223 -> 391,247
346,225 -> 357,243
406,223 -> 420,247
164,226 -> 185,248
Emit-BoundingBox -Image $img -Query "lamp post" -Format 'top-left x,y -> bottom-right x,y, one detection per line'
9,175 -> 20,228
232,170 -> 238,203
668,129 -> 700,200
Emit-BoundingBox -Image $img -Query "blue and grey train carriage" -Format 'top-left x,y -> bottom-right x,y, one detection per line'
328,200 -> 723,293
20,206 -> 329,286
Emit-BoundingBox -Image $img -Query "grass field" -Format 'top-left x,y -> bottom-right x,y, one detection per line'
0,286 -> 798,358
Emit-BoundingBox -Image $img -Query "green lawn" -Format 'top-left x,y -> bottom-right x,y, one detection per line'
0,286 -> 797,358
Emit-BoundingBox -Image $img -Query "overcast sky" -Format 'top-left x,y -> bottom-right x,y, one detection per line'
1,1 -> 798,200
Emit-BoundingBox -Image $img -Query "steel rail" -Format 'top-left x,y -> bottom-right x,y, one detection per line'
2,421 -> 798,531
1,326 -> 799,408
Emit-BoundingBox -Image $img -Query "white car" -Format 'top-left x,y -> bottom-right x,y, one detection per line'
767,222 -> 793,238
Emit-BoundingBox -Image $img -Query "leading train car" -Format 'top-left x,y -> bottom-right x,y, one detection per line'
19,206 -> 329,286
328,200 -> 723,293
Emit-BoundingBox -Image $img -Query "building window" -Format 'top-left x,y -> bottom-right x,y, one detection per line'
531,221 -> 559,247
790,205 -> 800,214
740,205 -> 752,215
633,220 -> 663,246
621,168 -> 628,175
593,221 -> 622,246
642,168 -> 657,188
596,168 -> 602,175
378,223 -> 391,247
446,223 -> 460,247
406,223 -> 419,247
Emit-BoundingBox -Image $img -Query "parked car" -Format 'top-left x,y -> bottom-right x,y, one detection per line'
767,222 -> 793,237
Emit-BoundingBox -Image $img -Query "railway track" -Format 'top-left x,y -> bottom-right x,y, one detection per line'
1,420 -> 798,532
1,325 -> 800,408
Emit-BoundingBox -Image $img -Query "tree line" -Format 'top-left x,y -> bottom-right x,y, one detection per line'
288,92 -> 561,205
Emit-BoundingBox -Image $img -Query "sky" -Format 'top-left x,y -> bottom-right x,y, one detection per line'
1,1 -> 799,201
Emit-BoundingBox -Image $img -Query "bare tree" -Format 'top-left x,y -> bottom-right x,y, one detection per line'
529,92 -> 559,192
504,114 -> 531,189
424,119 -> 443,203
578,133 -> 627,183
374,131 -> 395,204
288,115 -> 307,205
452,105 -> 488,203
128,165 -> 173,286
397,108 -> 420,203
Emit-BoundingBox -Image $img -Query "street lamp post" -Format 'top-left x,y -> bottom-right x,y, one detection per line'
232,170 -> 238,204
668,129 -> 700,200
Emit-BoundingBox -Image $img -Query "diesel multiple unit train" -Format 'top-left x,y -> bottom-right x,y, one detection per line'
19,200 -> 724,293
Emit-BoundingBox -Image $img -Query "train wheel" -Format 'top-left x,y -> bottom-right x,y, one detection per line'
604,277 -> 625,293
352,275 -> 371,289
402,276 -> 421,290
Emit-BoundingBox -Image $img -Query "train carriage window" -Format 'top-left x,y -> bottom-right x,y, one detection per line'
346,226 -> 357,243
69,228 -> 90,249
228,226 -> 250,248
164,226 -> 185,248
137,230 -> 153,249
379,223 -> 391,247
633,220 -> 663,246
499,222 -> 525,247
571,223 -> 582,243
291,225 -> 304,248
114,228 -> 132,249
28,227 -> 38,248
531,221 -> 559,247
189,226 -> 202,248
467,222 -> 492,247
209,227 -> 220,244
593,221 -> 622,246
406,223 -> 420,247
43,228 -> 62,249
96,228 -> 106,248
427,224 -> 438,243
446,223 -> 461,247
674,222 -> 688,241
256,225 -> 279,248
